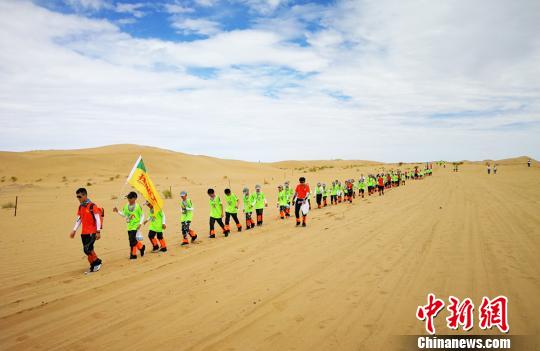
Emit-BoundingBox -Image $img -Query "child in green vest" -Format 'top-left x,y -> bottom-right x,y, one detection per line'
277,185 -> 288,219
207,188 -> 228,238
242,187 -> 256,229
224,188 -> 242,233
143,201 -> 167,253
284,181 -> 293,217
180,191 -> 197,245
254,184 -> 268,226
113,191 -> 146,260
314,182 -> 323,209
322,183 -> 328,206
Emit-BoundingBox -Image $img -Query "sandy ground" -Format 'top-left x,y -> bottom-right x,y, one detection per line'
0,146 -> 539,350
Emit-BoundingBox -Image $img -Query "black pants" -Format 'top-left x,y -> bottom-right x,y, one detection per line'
316,194 -> 322,206
128,230 -> 138,248
225,212 -> 240,225
255,208 -> 264,225
148,230 -> 164,240
209,217 -> 225,232
331,195 -> 337,203
181,221 -> 191,236
295,199 -> 309,219
81,233 -> 96,255
245,212 -> 256,229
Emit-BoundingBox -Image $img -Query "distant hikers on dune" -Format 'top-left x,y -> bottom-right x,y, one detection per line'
69,165 -> 434,274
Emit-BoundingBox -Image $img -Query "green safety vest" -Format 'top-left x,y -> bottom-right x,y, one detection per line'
209,196 -> 223,219
243,193 -> 255,213
122,203 -> 142,231
254,192 -> 266,209
180,198 -> 193,222
278,190 -> 288,206
148,208 -> 164,232
224,193 -> 239,214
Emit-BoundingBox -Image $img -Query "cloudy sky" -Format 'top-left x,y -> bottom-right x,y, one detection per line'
0,0 -> 539,162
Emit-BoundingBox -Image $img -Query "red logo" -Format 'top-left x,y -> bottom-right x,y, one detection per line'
416,294 -> 509,334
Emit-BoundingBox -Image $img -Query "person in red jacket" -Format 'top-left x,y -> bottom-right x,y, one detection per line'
293,177 -> 311,227
69,188 -> 103,273
377,175 -> 385,196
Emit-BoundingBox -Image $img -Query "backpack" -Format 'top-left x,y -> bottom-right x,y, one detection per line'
86,202 -> 105,230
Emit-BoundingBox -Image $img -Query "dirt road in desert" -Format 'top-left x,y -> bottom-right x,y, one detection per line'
0,149 -> 538,350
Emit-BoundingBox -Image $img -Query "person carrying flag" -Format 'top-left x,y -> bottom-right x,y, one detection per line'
113,191 -> 146,260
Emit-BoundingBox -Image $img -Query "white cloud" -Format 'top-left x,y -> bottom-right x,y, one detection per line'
171,18 -> 221,36
239,0 -> 288,14
0,0 -> 539,161
193,0 -> 217,7
115,2 -> 146,18
65,0 -> 112,11
117,17 -> 137,25
164,3 -> 194,14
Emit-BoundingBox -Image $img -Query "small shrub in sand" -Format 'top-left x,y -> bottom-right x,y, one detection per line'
162,189 -> 172,199
2,202 -> 15,209
263,179 -> 269,185
111,195 -> 118,200
86,182 -> 92,186
10,176 -> 17,182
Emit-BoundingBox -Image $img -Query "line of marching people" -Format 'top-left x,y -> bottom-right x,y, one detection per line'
69,166 -> 432,273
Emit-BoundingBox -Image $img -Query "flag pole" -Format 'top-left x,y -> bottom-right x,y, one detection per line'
116,155 -> 142,208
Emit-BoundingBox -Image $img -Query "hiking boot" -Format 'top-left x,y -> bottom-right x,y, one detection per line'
302,222 -> 306,227
92,263 -> 102,272
130,254 -> 137,260
152,246 -> 160,253
140,245 -> 146,257
209,234 -> 216,239
160,247 -> 167,252
191,235 -> 197,242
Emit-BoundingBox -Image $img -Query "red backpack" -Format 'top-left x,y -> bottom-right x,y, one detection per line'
87,202 -> 105,230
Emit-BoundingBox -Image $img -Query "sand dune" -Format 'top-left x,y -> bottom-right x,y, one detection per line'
0,146 -> 539,350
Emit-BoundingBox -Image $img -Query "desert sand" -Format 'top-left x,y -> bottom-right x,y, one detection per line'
0,145 -> 539,350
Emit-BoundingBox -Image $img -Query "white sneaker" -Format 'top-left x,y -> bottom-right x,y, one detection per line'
92,263 -> 102,272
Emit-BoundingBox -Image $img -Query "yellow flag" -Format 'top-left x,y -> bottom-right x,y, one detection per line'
126,156 -> 164,211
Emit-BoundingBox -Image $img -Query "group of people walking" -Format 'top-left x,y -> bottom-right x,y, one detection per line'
69,166 -> 433,274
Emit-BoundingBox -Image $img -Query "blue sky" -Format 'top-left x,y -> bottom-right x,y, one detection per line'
0,0 -> 539,161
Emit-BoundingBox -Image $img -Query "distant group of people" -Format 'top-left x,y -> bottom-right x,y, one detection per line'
69,166 -> 434,274
486,163 -> 498,175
